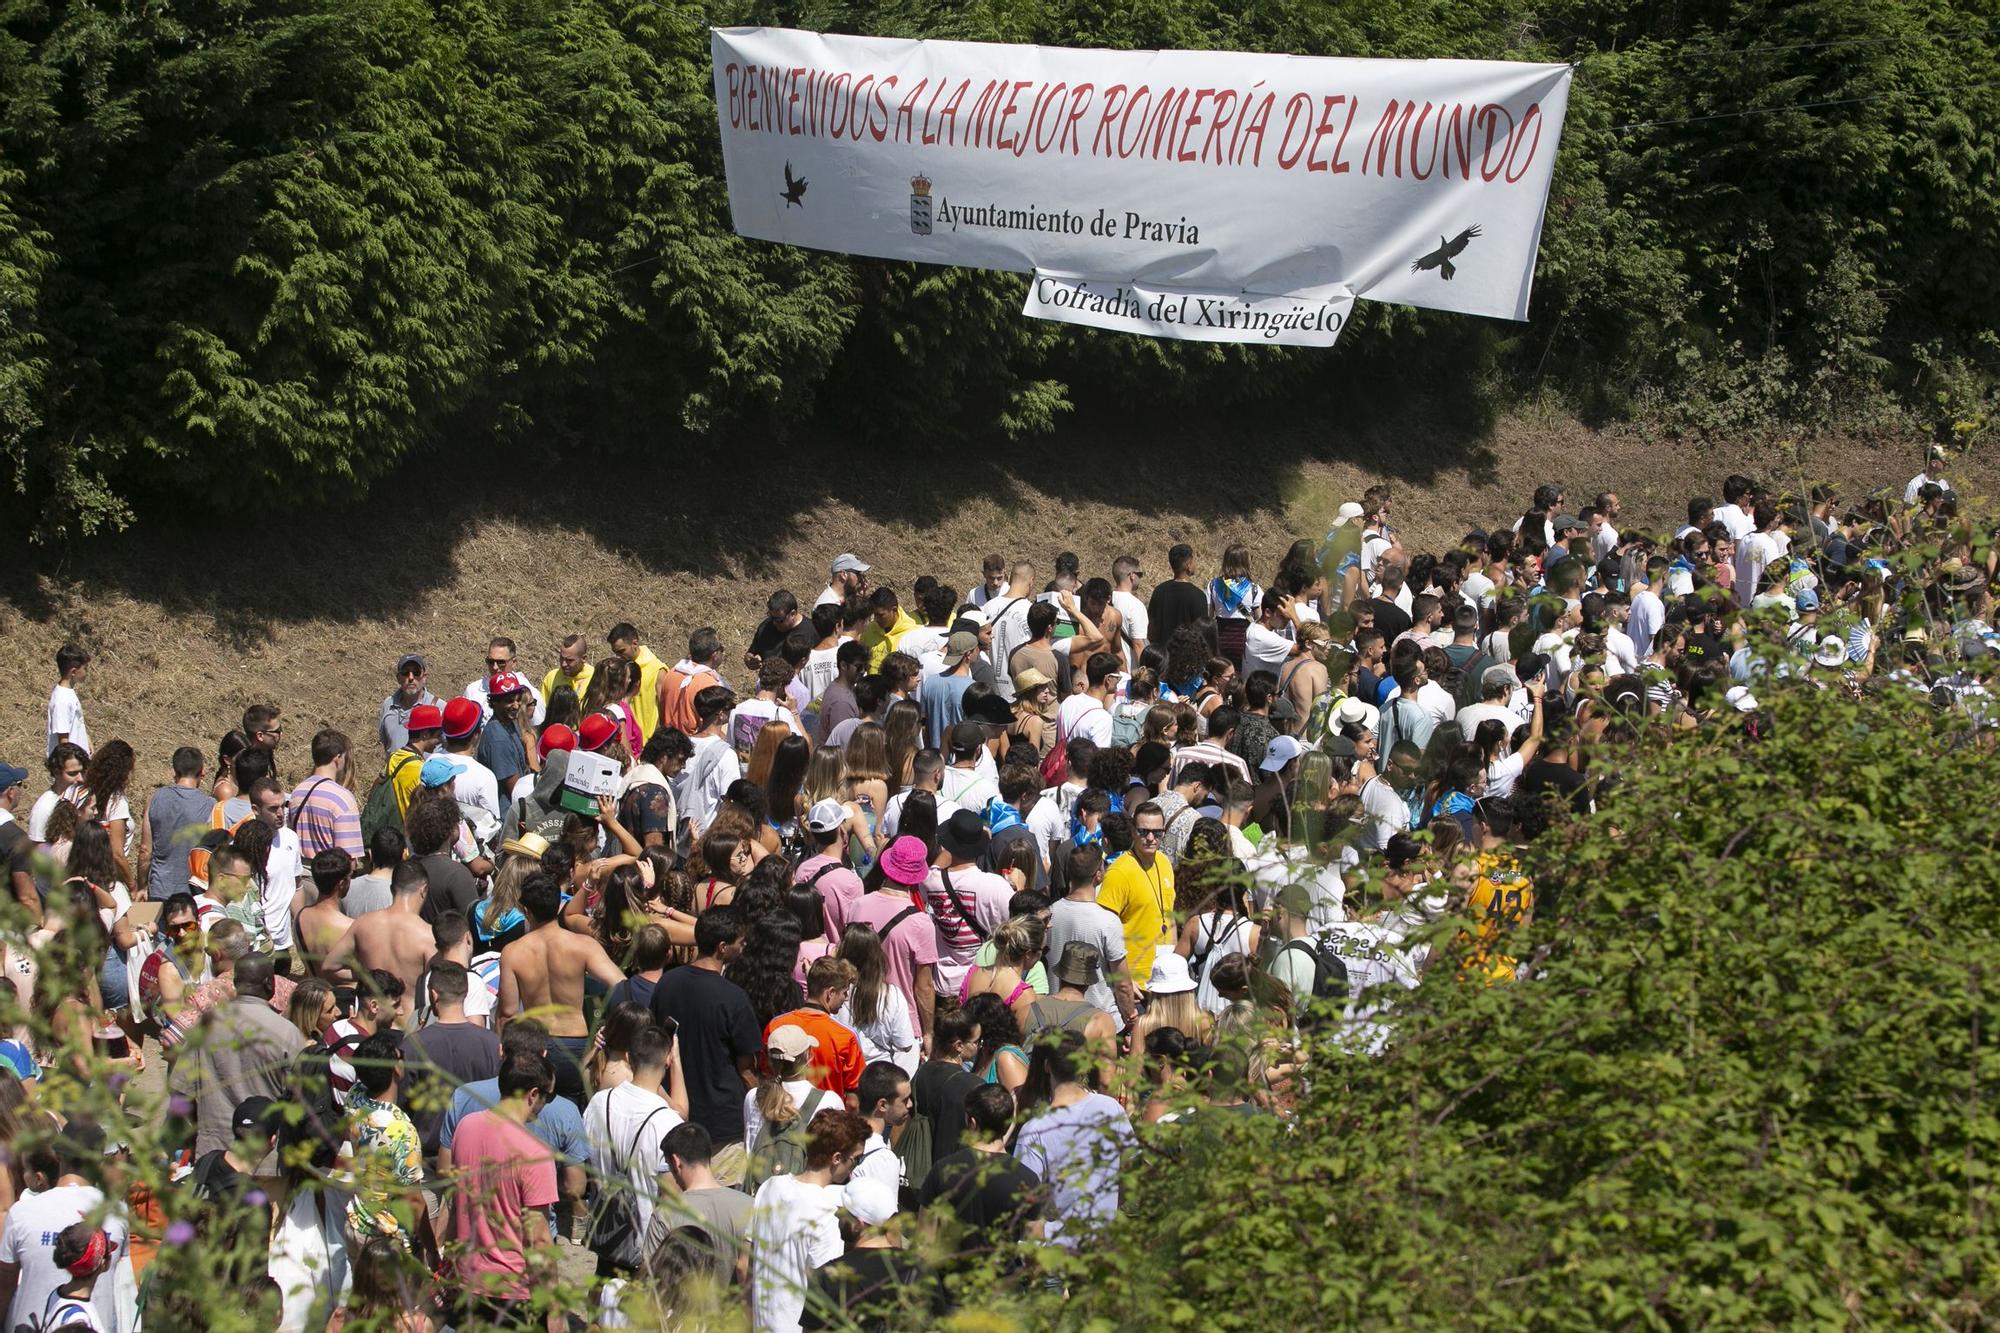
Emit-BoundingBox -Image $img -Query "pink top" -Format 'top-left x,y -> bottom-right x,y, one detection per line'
448,1110 -> 558,1301
793,938 -> 835,991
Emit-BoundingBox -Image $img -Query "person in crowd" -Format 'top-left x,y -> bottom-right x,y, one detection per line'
498,872 -> 623,1109
650,905 -> 761,1178
748,1108 -> 870,1333
321,860 -> 435,1000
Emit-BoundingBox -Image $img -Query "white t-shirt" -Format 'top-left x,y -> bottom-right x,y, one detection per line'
836,990 -> 921,1074
264,827 -> 304,950
1455,700 -> 1516,744
1712,503 -> 1754,541
1359,775 -> 1415,851
1904,471 -> 1951,504
1460,569 -> 1495,605
938,765 -> 999,815
46,685 -> 88,757
681,735 -> 741,840
1,1184 -> 127,1333
28,789 -> 60,842
1110,590 -> 1150,667
800,646 -> 840,704
1629,588 -> 1665,660
1414,681 -> 1459,728
431,751 -> 502,825
1056,694 -> 1113,749
1606,627 -> 1640,676
1027,784 -> 1078,862
1592,523 -> 1620,562
728,699 -> 805,754
1314,919 -> 1422,1054
984,598 -> 1035,702
1736,530 -> 1785,606
813,583 -> 843,609
1483,752 -> 1526,800
1241,622 -> 1293,679
585,1082 -> 682,1237
850,1131 -> 903,1195
897,626 -> 947,664
749,1173 -> 844,1333
879,789 -> 961,843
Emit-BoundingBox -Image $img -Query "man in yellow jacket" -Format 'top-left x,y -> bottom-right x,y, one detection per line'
859,588 -> 919,673
609,621 -> 666,741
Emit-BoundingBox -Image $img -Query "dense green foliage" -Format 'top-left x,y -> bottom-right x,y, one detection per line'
983,685 -> 1998,1329
0,0 -> 1994,534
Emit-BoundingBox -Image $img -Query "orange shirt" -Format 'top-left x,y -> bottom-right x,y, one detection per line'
765,1007 -> 866,1098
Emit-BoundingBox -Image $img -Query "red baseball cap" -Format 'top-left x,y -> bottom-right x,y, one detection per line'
407,703 -> 444,734
578,715 -> 618,752
488,671 -> 530,698
537,724 -> 577,758
441,698 -> 482,740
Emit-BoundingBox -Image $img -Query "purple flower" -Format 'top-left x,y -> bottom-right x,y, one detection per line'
168,1095 -> 195,1117
164,1221 -> 196,1246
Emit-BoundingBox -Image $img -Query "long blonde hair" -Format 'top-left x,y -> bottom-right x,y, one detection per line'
1134,989 -> 1211,1048
841,725 -> 890,793
801,747 -> 846,808
484,853 -> 536,936
755,1050 -> 813,1126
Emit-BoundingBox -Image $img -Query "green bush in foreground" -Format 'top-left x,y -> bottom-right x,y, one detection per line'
998,684 -> 1999,1330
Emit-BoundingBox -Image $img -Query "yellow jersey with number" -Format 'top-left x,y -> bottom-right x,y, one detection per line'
1462,850 -> 1533,983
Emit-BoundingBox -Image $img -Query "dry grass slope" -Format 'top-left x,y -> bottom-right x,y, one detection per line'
0,401 -> 1983,780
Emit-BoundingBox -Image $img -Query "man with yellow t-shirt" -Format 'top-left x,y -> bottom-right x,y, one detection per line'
384,703 -> 445,822
859,588 -> 919,674
541,634 -> 595,711
1096,800 -> 1176,993
610,621 -> 666,741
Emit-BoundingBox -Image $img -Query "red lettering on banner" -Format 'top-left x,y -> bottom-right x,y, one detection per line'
1505,103 -> 1542,181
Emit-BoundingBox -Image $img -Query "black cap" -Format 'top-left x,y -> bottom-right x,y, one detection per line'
233,1094 -> 281,1136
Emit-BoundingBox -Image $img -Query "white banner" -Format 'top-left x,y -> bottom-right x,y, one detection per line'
1024,273 -> 1353,346
711,29 -> 1571,343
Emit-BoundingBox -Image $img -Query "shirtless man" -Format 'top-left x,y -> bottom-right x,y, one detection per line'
321,860 -> 435,1018
497,871 -> 623,1110
295,849 -> 356,985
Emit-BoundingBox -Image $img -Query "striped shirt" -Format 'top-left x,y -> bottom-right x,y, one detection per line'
289,777 -> 363,860
324,1017 -> 368,1104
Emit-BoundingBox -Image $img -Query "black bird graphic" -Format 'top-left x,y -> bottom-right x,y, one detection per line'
1410,224 -> 1482,281
781,161 -> 808,209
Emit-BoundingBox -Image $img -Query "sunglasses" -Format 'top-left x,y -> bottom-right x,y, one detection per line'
487,658 -> 511,669
1135,827 -> 1165,840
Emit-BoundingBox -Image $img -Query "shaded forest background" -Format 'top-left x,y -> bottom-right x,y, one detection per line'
0,0 -> 1993,539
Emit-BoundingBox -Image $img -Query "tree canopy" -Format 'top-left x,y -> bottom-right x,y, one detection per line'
0,0 -> 1993,536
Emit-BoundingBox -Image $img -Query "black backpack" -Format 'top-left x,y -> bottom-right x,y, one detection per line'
1284,937 -> 1350,1024
589,1106 -> 670,1271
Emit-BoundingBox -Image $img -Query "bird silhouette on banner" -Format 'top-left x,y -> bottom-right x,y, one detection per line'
781,162 -> 808,209
1410,225 -> 1482,281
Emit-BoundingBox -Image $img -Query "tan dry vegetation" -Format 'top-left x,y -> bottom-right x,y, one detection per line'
0,403 -> 1983,783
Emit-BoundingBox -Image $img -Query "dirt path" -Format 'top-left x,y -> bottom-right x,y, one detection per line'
0,405 -> 1980,775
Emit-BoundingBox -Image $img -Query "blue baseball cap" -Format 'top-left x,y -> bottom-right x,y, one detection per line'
0,762 -> 27,790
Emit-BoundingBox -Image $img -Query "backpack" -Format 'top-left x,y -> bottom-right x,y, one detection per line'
1038,714 -> 1070,788
1108,700 -> 1149,749
743,1086 -> 832,1192
1284,937 -> 1351,1027
892,1106 -> 934,1188
589,1106 -> 670,1271
360,752 -> 419,845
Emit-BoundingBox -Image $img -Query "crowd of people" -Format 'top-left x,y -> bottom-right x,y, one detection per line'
0,448 -> 1993,1331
